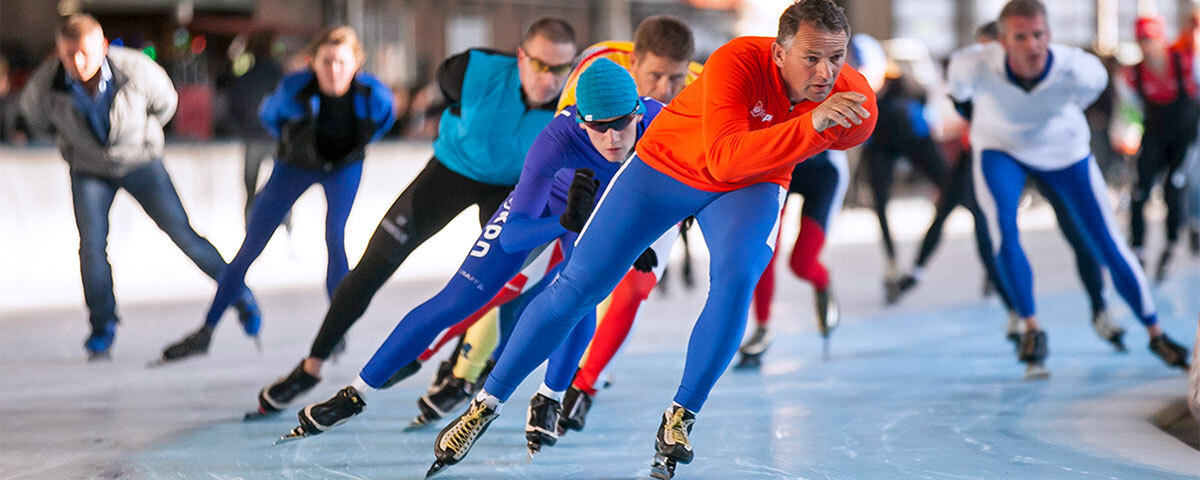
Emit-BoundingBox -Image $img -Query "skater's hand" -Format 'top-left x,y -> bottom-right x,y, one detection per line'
560,168 -> 599,232
811,92 -> 870,132
633,248 -> 658,273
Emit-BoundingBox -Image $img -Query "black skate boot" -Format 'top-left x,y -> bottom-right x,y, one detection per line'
426,398 -> 500,478
734,325 -> 774,369
885,275 -> 917,304
1090,311 -> 1126,352
525,393 -> 562,458
380,359 -> 423,389
150,325 -> 214,367
650,405 -> 696,479
1018,329 -> 1049,380
407,375 -> 471,431
247,360 -> 321,421
1149,333 -> 1190,370
1189,227 -> 1200,257
557,386 -> 593,435
274,386 -> 365,445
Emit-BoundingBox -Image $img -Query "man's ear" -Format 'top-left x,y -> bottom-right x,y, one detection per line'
771,41 -> 787,69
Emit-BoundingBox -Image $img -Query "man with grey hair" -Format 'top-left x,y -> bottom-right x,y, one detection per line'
19,14 -> 260,360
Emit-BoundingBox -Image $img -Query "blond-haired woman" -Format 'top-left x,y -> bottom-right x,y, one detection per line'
159,26 -> 394,363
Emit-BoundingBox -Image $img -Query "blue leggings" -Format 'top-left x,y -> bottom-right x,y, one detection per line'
973,150 -> 1156,324
358,199 -> 579,388
485,157 -> 784,412
204,161 -> 362,325
480,262 -> 592,393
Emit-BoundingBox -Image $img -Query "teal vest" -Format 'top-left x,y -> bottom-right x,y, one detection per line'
432,50 -> 555,186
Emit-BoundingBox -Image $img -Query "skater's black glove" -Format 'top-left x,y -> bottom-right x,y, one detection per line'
560,168 -> 599,232
633,248 -> 658,273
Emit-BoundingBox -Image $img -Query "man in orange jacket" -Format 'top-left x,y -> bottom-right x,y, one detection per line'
429,1 -> 877,478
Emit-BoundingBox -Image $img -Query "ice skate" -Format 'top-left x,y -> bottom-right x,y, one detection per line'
406,373 -> 471,431
815,288 -> 840,336
1149,333 -> 1190,370
885,274 -> 916,304
246,360 -> 320,421
273,386 -> 365,445
1018,329 -> 1049,380
149,325 -> 213,367
525,393 -> 561,458
84,321 -> 116,361
649,405 -> 695,479
426,398 -> 499,478
1189,227 -> 1200,257
557,386 -> 592,435
1090,311 -> 1126,352
734,325 -> 773,369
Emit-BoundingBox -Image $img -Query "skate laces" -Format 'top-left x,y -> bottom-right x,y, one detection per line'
442,402 -> 492,454
663,408 -> 693,449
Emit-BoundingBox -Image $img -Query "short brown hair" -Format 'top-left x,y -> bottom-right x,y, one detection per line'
633,16 -> 695,62
998,0 -> 1046,28
776,0 -> 850,47
306,26 -> 365,65
57,14 -> 103,42
523,17 -> 576,46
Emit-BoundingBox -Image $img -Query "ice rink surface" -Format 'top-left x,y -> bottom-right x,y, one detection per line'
2,142 -> 1198,479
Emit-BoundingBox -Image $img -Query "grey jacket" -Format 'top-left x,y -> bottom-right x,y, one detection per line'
19,46 -> 177,177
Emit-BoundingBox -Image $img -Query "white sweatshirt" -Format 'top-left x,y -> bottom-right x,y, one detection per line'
948,42 -> 1108,171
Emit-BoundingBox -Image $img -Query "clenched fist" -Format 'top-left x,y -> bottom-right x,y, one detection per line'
811,92 -> 870,132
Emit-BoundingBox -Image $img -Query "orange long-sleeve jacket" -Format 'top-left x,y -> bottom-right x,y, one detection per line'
636,36 -> 877,192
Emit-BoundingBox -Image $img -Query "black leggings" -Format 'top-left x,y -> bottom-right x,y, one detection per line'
308,157 -> 512,360
865,137 -> 948,263
1130,132 -> 1191,249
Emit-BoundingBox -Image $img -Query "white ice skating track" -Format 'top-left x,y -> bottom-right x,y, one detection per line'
1,143 -> 1197,479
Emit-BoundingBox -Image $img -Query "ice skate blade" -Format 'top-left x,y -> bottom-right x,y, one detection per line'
273,427 -> 309,446
1023,364 -> 1050,380
145,358 -> 173,368
425,460 -> 450,478
404,416 -> 434,432
733,353 -> 762,370
252,336 -> 263,353
822,337 -> 831,361
87,351 -> 112,362
526,441 -> 542,462
1107,335 -> 1127,353
650,454 -> 676,479
243,407 -> 279,422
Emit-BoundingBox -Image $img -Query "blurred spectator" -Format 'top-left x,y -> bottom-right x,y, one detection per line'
1121,15 -> 1198,280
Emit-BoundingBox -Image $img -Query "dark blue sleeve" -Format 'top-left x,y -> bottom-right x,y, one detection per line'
497,118 -> 572,253
359,73 -> 397,141
258,72 -> 310,139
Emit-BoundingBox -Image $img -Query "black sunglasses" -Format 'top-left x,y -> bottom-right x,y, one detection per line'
581,107 -> 640,133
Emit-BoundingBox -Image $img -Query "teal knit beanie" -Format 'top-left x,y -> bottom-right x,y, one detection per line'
575,57 -> 645,122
